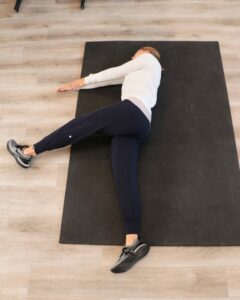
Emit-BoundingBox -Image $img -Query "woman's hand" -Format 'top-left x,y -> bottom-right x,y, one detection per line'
57,78 -> 86,92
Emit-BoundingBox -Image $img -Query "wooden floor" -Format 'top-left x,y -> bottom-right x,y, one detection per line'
1,0 -> 240,298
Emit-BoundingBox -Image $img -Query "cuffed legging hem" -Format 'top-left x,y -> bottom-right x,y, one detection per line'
125,221 -> 141,234
32,144 -> 39,155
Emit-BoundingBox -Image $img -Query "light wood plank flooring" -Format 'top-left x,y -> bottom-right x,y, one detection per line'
0,0 -> 240,299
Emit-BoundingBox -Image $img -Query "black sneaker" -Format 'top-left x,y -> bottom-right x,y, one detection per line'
7,139 -> 33,168
110,236 -> 150,273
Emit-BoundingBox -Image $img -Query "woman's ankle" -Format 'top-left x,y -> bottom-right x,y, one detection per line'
125,233 -> 139,246
23,146 -> 37,156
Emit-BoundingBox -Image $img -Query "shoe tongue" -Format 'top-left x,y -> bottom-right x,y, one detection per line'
17,145 -> 27,151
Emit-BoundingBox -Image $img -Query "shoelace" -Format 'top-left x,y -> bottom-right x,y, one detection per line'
120,246 -> 135,257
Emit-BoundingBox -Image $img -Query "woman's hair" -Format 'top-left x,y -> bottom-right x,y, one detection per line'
140,46 -> 160,61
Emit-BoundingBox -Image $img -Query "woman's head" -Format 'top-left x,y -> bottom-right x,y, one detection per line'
131,46 -> 160,61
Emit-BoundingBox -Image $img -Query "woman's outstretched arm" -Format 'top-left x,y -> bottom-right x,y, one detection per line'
57,54 -> 149,92
57,76 -> 123,92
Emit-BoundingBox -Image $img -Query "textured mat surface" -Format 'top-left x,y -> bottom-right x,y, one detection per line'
59,41 -> 240,246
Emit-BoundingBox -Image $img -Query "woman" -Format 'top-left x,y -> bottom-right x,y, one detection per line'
7,46 -> 162,273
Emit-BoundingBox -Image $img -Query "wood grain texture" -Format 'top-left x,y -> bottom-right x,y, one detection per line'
0,0 -> 240,298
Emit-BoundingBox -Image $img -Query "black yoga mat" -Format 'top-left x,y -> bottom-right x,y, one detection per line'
59,41 -> 240,246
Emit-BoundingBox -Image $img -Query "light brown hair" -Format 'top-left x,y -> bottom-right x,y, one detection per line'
140,46 -> 160,61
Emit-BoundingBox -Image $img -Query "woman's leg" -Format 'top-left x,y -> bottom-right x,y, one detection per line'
30,100 -> 150,155
111,135 -> 143,241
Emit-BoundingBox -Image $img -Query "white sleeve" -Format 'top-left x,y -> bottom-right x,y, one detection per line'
81,77 -> 124,89
84,54 -> 148,84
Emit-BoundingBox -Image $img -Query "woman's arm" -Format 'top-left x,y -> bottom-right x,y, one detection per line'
80,77 -> 124,89
57,76 -> 123,92
57,54 -> 149,92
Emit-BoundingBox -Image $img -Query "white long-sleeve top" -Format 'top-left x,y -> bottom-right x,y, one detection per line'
81,52 -> 162,123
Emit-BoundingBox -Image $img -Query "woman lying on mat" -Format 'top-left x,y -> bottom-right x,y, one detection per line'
7,46 -> 162,273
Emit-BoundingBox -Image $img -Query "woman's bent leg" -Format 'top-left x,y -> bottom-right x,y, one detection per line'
111,135 -> 142,235
33,100 -> 150,155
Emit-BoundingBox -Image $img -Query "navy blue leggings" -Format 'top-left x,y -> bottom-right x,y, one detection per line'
33,99 -> 151,234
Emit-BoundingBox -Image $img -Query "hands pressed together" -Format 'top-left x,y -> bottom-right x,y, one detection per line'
57,78 -> 86,92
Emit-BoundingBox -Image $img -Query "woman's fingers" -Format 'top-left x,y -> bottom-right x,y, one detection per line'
57,87 -> 66,92
57,79 -> 84,92
57,85 -> 72,92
